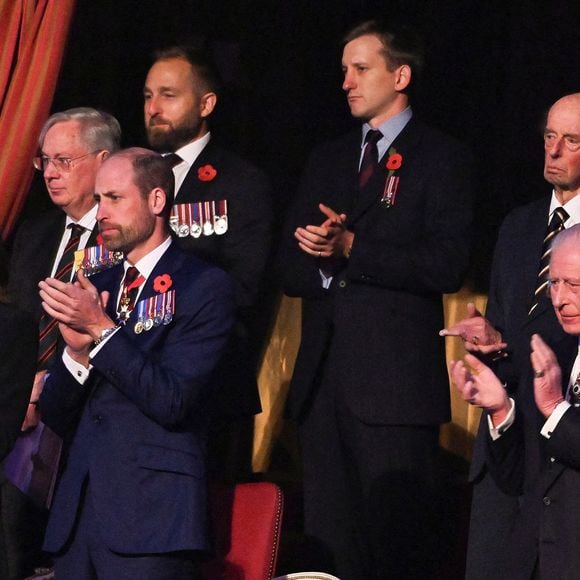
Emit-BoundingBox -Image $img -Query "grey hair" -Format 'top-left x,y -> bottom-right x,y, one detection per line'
551,223 -> 580,255
38,107 -> 121,153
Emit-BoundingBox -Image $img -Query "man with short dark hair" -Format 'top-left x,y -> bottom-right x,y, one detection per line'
144,46 -> 273,479
38,147 -> 235,577
279,19 -> 472,579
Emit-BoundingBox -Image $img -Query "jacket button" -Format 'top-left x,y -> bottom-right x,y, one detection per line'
543,496 -> 551,506
338,280 -> 346,288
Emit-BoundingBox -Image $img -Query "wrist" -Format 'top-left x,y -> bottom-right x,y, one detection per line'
93,326 -> 118,345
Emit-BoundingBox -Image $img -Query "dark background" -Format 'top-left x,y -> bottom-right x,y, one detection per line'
19,0 -> 580,290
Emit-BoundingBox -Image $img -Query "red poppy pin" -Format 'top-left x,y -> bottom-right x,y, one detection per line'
198,164 -> 217,182
96,233 -> 105,245
153,274 -> 173,293
385,152 -> 403,171
381,147 -> 403,208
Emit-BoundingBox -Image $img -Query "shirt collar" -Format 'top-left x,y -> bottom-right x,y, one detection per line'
549,190 -> 580,227
65,204 -> 98,232
124,236 -> 172,281
173,132 -> 211,168
361,107 -> 413,153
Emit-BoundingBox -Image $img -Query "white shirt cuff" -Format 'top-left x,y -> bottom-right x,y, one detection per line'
63,349 -> 92,385
319,269 -> 333,289
488,398 -> 515,441
541,400 -> 571,439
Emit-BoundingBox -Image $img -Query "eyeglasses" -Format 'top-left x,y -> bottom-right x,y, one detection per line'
33,151 -> 101,172
548,278 -> 580,294
543,133 -> 580,153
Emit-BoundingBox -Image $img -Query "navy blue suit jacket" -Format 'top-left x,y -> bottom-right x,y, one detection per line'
40,242 -> 235,554
280,118 -> 473,425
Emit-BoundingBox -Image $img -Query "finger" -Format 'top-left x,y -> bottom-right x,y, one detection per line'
464,352 -> 492,375
466,302 -> 483,318
298,242 -> 329,258
295,227 -> 327,245
76,268 -> 97,292
465,342 -> 508,355
319,203 -> 341,222
100,290 -> 110,310
439,323 -> 468,338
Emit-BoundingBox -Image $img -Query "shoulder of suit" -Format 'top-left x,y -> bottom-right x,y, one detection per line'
13,208 -> 64,238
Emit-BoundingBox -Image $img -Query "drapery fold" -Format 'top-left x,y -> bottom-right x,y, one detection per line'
0,0 -> 76,239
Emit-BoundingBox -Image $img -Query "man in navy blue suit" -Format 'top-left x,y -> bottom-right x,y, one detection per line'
280,19 -> 472,580
38,148 -> 235,578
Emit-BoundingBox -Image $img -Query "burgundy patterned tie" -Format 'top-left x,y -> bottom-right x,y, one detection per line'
358,129 -> 383,189
37,223 -> 85,369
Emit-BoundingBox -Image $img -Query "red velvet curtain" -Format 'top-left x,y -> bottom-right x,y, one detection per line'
0,0 -> 76,239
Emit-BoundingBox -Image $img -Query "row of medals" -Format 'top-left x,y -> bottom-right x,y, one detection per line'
170,202 -> 228,238
79,246 -> 124,277
133,290 -> 175,334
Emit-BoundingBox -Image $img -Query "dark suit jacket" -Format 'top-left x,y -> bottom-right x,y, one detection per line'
172,141 -> 273,418
471,196 -> 577,482
0,303 -> 37,460
39,242 -> 235,554
9,209 -> 99,322
280,118 -> 473,424
473,197 -> 579,578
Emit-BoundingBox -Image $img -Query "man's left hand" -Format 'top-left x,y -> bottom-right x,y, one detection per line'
530,334 -> 565,418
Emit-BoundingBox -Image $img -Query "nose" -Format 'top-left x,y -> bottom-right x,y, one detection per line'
547,137 -> 563,158
342,69 -> 355,92
145,95 -> 161,118
550,281 -> 569,308
96,202 -> 107,223
43,159 -> 60,180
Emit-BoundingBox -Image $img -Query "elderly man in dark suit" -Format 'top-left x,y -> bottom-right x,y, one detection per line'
452,221 -> 580,579
144,46 -> 272,479
38,148 -> 235,578
4,107 -> 121,577
441,92 -> 580,579
279,19 -> 472,580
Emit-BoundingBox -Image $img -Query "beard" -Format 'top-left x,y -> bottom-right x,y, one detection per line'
146,116 -> 202,152
100,217 -> 155,255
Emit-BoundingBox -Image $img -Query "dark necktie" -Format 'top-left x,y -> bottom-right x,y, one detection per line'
37,223 -> 85,369
358,129 -> 383,189
529,207 -> 569,316
117,266 -> 144,322
165,153 -> 183,168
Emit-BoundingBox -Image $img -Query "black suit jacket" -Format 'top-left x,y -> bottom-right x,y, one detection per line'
0,303 -> 37,460
473,197 -> 578,578
172,141 -> 273,418
280,118 -> 473,424
9,209 -> 99,322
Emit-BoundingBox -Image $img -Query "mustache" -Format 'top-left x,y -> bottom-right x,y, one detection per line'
148,117 -> 172,128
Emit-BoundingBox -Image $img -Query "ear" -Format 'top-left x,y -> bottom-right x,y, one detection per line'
394,64 -> 412,92
149,187 -> 167,217
96,150 -> 110,164
199,92 -> 217,119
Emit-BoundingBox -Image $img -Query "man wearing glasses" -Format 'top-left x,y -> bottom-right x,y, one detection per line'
4,107 -> 120,578
442,93 -> 580,578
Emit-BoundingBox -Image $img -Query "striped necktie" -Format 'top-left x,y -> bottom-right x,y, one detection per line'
358,129 -> 383,189
37,223 -> 85,368
528,207 -> 569,316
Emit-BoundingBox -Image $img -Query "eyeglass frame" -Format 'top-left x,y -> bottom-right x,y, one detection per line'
32,150 -> 102,173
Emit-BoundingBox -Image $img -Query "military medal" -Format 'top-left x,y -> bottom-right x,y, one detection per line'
380,174 -> 399,208
214,199 -> 228,235
190,202 -> 202,238
202,201 -> 214,236
153,295 -> 163,327
163,290 -> 174,325
177,204 -> 189,237
144,297 -> 155,331
134,299 -> 146,334
169,209 -> 179,234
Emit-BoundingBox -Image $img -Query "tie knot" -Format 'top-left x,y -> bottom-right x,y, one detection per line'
364,129 -> 383,146
124,266 -> 140,285
165,153 -> 183,168
68,223 -> 85,238
552,207 -> 569,226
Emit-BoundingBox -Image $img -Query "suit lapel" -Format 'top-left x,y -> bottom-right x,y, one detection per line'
350,118 -> 421,224
176,141 -> 221,201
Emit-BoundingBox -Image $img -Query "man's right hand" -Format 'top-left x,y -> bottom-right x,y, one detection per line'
440,302 -> 507,355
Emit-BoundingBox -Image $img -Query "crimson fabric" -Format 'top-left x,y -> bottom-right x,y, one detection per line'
201,482 -> 284,580
0,0 -> 76,239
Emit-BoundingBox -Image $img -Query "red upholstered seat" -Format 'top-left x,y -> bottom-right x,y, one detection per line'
201,482 -> 284,580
